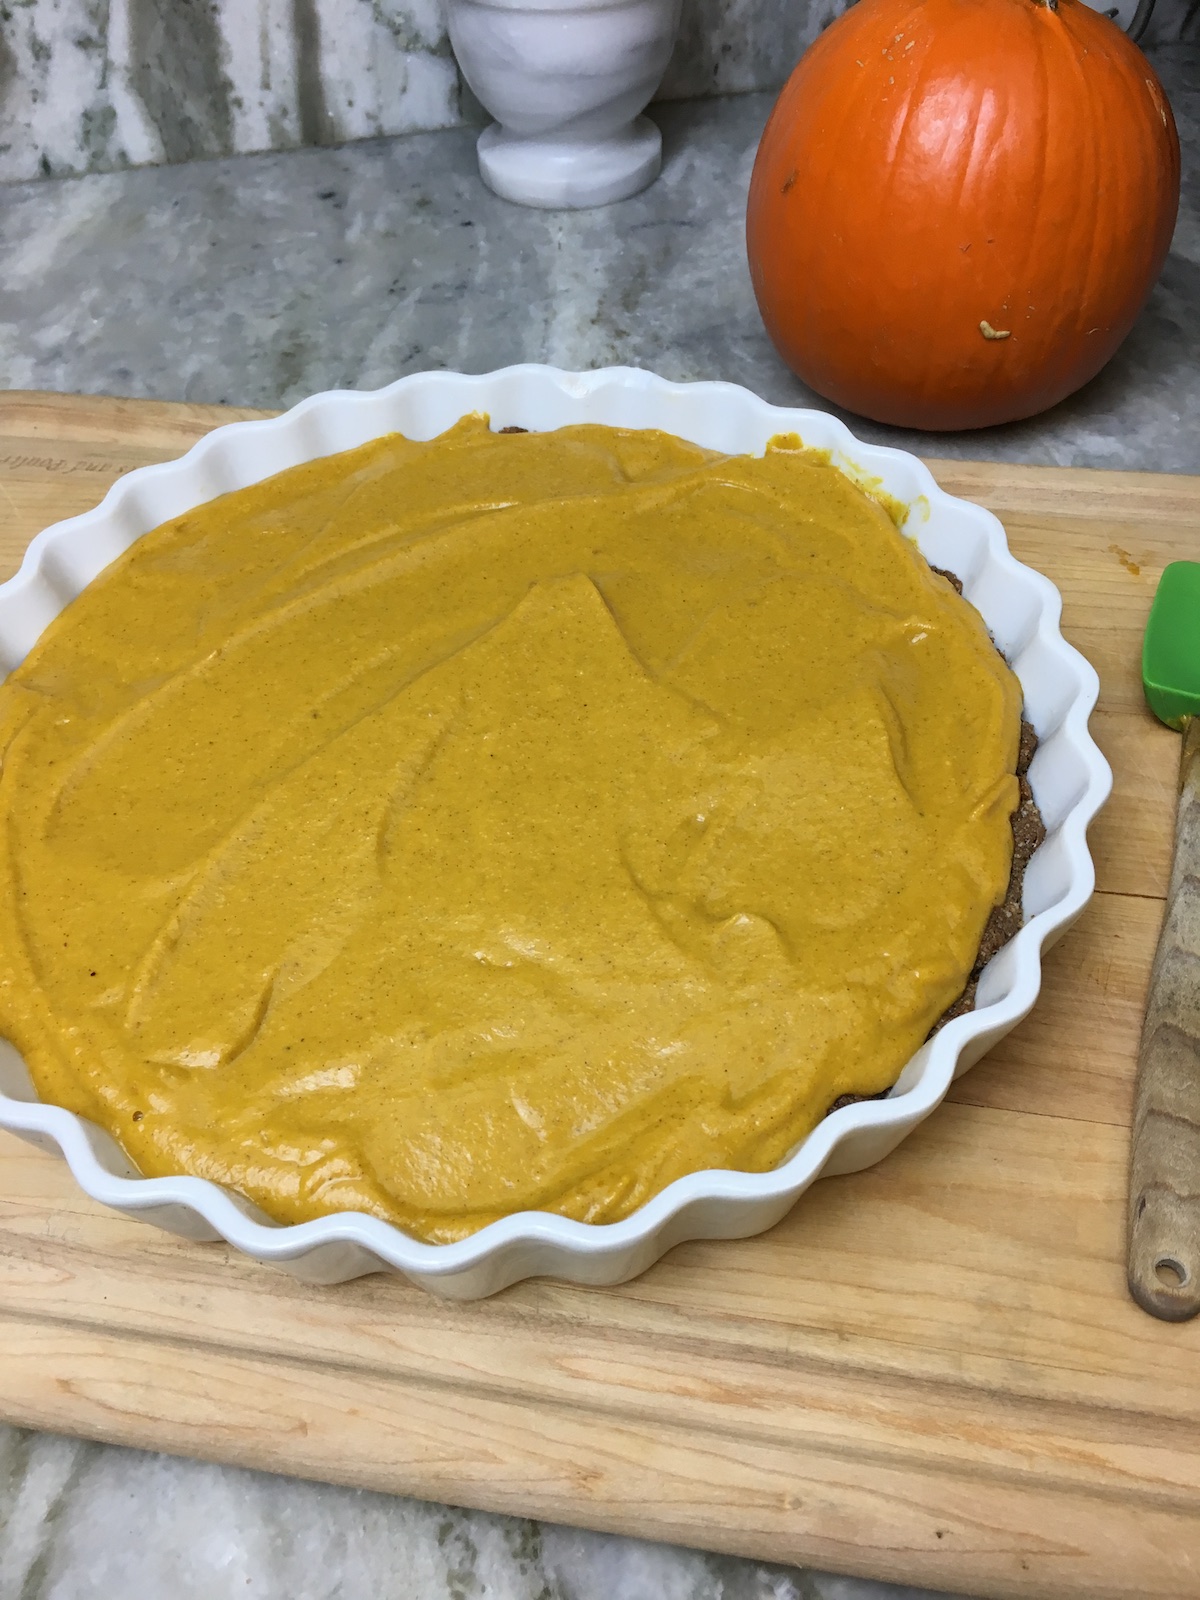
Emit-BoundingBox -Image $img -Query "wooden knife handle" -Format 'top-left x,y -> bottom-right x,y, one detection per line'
1128,716 -> 1200,1321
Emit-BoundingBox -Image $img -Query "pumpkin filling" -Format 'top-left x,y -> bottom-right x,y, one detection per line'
0,417 -> 1022,1242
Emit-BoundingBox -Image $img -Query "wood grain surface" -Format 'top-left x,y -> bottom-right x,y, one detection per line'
1,391 -> 1198,1600
1128,717 -> 1200,1319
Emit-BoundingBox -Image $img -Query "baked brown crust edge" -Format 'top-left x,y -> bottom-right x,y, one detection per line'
925,565 -> 1046,1033
826,565 -> 1046,1115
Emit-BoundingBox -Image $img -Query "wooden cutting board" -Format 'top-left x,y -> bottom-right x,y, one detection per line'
1,391 -> 1198,1600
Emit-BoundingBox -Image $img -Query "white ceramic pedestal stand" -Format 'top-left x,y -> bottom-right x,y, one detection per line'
446,0 -> 682,209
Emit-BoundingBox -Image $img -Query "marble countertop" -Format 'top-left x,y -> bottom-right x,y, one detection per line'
0,45 -> 1197,1600
0,44 -> 1197,473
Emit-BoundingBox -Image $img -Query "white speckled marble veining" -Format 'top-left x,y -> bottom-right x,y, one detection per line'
0,0 -> 857,182
8,0 -> 1193,186
0,0 -> 467,182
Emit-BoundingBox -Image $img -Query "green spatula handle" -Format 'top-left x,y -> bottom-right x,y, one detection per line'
1128,716 -> 1200,1320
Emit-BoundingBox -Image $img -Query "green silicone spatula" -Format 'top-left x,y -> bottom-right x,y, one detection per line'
1128,559 -> 1200,1321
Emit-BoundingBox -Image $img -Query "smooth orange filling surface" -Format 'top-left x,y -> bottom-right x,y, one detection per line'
0,417 -> 1021,1241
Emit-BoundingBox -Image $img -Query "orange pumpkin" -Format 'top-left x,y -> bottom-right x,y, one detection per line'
745,0 -> 1181,431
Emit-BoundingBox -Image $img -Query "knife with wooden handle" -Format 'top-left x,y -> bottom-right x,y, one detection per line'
1128,559 -> 1200,1321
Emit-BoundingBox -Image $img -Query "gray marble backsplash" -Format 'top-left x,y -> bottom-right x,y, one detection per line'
7,0 -> 1193,188
0,0 -> 465,183
0,0 -> 850,183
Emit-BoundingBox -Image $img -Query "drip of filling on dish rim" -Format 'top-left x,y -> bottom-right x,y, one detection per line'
0,416 -> 1023,1242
